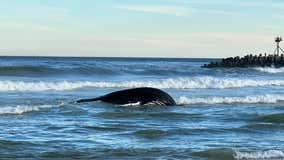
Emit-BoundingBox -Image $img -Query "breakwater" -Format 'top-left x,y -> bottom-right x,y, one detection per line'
203,54 -> 284,68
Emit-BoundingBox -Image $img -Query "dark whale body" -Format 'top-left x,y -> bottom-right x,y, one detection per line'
76,87 -> 176,106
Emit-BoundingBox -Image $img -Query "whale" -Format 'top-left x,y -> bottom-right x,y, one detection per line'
76,87 -> 176,106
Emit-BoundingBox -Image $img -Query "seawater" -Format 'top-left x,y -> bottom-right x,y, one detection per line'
0,56 -> 284,160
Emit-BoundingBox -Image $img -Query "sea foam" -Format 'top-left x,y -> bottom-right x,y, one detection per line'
1,76 -> 284,92
234,150 -> 284,160
0,105 -> 56,115
176,94 -> 284,105
255,67 -> 284,73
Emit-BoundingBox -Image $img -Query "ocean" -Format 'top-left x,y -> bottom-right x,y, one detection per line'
0,56 -> 284,160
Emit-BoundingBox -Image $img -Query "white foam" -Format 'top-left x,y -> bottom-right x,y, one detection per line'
176,94 -> 284,105
1,77 -> 284,92
255,67 -> 284,73
0,105 -> 56,115
234,150 -> 284,159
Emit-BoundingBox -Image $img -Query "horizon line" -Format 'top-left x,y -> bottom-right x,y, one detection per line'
0,55 -> 221,59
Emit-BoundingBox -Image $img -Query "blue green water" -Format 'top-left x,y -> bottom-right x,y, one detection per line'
0,57 -> 284,159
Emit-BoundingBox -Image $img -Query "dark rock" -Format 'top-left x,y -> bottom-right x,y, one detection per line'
202,54 -> 284,68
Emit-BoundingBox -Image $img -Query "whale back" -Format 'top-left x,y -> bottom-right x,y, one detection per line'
98,87 -> 176,106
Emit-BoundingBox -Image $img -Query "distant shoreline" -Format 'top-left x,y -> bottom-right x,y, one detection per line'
0,56 -> 220,61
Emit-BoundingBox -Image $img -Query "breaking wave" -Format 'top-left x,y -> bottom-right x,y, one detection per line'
0,105 -> 57,115
2,76 -> 284,92
176,94 -> 284,105
254,67 -> 284,73
234,150 -> 284,160
194,148 -> 284,160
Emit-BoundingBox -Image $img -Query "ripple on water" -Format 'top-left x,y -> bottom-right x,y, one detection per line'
45,125 -> 66,131
256,113 -> 284,124
96,112 -> 143,119
40,150 -> 89,159
96,111 -> 203,120
192,148 -> 234,160
83,125 -> 126,132
241,123 -> 284,131
12,147 -> 194,159
85,148 -> 192,159
0,139 -> 37,149
132,127 -> 229,140
134,129 -> 168,139
0,140 -> 42,159
242,113 -> 284,130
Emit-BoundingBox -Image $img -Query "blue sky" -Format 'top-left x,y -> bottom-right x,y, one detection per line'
0,0 -> 283,58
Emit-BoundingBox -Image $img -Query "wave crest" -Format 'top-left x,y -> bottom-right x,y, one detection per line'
234,150 -> 284,159
255,67 -> 284,73
0,105 -> 56,115
176,94 -> 284,105
2,77 -> 284,92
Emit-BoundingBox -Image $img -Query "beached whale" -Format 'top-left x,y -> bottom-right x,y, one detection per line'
76,87 -> 176,106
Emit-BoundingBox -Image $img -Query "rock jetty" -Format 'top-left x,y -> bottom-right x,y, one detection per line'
203,36 -> 284,68
203,54 -> 284,68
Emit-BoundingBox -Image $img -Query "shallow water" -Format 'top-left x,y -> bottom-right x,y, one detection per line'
0,57 -> 284,159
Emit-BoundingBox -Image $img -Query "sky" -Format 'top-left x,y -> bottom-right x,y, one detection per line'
0,0 -> 283,58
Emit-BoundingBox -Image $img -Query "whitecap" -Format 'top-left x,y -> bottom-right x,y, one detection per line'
234,150 -> 284,159
254,67 -> 284,74
1,76 -> 284,92
0,105 -> 56,115
176,94 -> 284,105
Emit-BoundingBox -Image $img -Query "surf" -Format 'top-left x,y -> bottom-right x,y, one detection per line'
2,76 -> 284,92
176,94 -> 284,105
0,105 -> 56,115
254,67 -> 284,73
